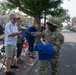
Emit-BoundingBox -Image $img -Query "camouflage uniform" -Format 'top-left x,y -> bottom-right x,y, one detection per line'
47,30 -> 64,75
32,29 -> 64,75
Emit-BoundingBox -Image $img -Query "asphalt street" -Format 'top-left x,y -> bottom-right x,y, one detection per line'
57,31 -> 76,75
31,30 -> 76,75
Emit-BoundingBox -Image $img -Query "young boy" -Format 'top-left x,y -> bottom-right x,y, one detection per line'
34,38 -> 55,75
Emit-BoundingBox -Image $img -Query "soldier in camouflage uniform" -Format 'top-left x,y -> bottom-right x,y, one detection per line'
31,22 -> 64,75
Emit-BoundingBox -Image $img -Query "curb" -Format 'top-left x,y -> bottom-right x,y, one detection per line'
22,57 -> 39,75
27,58 -> 39,75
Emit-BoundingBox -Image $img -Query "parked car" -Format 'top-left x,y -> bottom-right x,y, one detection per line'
74,29 -> 76,32
70,28 -> 75,32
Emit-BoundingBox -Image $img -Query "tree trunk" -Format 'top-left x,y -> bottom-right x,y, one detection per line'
44,10 -> 46,26
34,14 -> 41,27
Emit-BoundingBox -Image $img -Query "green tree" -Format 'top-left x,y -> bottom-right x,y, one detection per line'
0,0 -> 64,26
47,8 -> 70,27
0,2 -> 8,15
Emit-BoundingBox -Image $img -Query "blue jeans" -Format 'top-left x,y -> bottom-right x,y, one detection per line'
28,40 -> 35,53
17,43 -> 23,57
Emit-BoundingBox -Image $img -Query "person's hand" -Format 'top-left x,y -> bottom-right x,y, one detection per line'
9,31 -> 22,37
19,35 -> 23,38
17,31 -> 22,35
36,32 -> 38,34
35,24 -> 39,28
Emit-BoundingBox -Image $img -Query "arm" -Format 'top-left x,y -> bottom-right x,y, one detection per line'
5,24 -> 22,37
58,33 -> 64,44
31,31 -> 45,38
24,29 -> 31,34
34,44 -> 38,51
9,31 -> 22,37
54,33 -> 64,47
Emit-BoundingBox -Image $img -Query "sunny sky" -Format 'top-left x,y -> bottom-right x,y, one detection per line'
62,0 -> 76,18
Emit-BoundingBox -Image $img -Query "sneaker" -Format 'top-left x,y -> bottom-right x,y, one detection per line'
29,55 -> 35,59
28,53 -> 31,55
5,71 -> 15,75
10,65 -> 19,69
17,60 -> 24,64
19,59 -> 24,63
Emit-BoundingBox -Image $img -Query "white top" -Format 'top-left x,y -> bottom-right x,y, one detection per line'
4,22 -> 18,46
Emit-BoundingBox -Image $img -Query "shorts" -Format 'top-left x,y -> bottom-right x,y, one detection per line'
5,44 -> 16,58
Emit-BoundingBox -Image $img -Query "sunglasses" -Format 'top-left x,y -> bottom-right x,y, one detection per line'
20,20 -> 22,22
13,18 -> 17,20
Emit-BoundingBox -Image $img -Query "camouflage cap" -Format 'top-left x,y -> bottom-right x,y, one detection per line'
46,22 -> 57,27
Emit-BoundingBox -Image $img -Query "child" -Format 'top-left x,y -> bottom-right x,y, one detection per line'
34,38 -> 55,75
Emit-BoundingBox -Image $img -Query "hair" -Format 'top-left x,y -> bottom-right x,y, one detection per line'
16,17 -> 21,22
10,14 -> 16,19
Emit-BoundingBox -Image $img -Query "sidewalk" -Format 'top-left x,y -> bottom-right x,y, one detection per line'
0,47 -> 39,75
0,34 -> 4,39
0,34 -> 39,75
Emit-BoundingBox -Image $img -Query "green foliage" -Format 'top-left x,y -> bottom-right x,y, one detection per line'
0,0 -> 70,26
0,1 -> 16,15
1,0 -> 63,16
0,2 -> 8,15
47,9 -> 70,28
